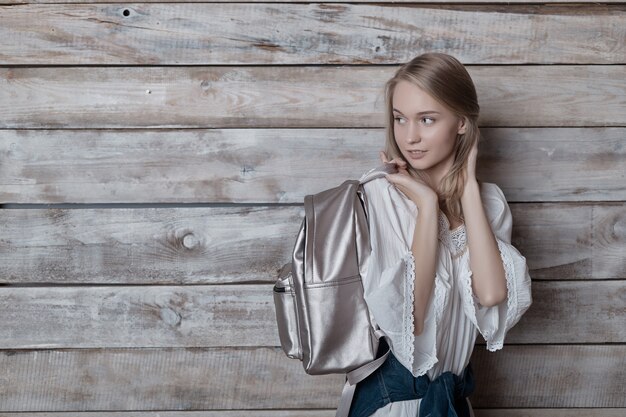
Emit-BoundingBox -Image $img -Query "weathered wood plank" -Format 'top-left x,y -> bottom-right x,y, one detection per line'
1,204 -> 624,283
0,346 -> 623,410
0,129 -> 382,204
506,281 -> 626,344
0,411 -> 624,417
1,66 -> 625,128
1,4 -> 625,65
0,281 -> 623,348
471,346 -> 626,408
592,205 -> 626,279
478,128 -> 626,203
3,0 -> 623,4
2,128 -> 626,204
0,207 -> 301,284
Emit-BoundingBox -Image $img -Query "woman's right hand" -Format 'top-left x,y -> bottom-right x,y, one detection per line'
380,151 -> 438,210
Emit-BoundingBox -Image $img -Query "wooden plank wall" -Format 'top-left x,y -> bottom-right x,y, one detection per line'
0,1 -> 625,416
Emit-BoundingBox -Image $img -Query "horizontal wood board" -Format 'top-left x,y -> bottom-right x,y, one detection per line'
0,346 -> 623,410
2,128 -> 625,203
1,5 -> 626,65
2,204 -> 625,282
2,66 -> 626,128
0,281 -> 624,348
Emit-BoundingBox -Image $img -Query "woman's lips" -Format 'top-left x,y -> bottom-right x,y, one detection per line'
408,150 -> 427,159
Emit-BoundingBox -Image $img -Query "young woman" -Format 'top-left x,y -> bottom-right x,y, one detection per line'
347,53 -> 533,417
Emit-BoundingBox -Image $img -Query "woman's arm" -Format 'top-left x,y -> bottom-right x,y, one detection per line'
461,179 -> 508,307
410,200 -> 439,336
378,150 -> 442,336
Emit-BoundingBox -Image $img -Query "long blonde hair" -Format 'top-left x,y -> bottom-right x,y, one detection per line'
383,52 -> 481,224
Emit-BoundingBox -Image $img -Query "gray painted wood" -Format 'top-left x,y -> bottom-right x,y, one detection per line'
0,282 -> 623,348
1,1 -> 623,414
1,5 -> 625,65
0,346 -> 623,410
471,345 -> 626,408
2,128 -> 625,204
2,204 -> 624,283
0,207 -> 301,284
1,66 -> 626,128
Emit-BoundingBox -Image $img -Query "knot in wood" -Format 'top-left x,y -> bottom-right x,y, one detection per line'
182,233 -> 198,249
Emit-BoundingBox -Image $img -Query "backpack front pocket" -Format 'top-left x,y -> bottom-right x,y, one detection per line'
273,262 -> 303,360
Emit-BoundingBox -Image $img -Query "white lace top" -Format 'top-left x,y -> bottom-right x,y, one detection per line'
358,169 -> 533,417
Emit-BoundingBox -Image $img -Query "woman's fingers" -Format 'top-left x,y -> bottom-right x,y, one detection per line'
385,170 -> 406,182
380,151 -> 408,168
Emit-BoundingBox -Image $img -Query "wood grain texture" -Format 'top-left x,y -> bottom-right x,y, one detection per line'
0,129 -> 384,204
1,4 -> 625,65
0,206 -> 301,284
0,346 -> 623,410
0,281 -> 623,348
2,128 -> 626,204
1,1 -> 623,415
2,204 -> 625,283
471,346 -> 626,408
1,66 -> 626,129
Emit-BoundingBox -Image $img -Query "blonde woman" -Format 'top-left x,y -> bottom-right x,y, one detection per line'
347,53 -> 532,417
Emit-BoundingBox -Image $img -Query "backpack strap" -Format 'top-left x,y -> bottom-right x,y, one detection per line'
334,161 -> 399,417
335,324 -> 390,417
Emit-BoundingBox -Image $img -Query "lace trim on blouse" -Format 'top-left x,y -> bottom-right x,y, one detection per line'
402,251 -> 416,370
401,250 -> 447,377
438,211 -> 467,258
490,238 -> 518,351
458,237 -> 518,352
417,268 -> 448,376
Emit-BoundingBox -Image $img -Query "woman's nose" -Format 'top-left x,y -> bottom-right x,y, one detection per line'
406,125 -> 420,144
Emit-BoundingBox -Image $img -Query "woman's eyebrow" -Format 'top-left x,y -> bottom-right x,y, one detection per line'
392,108 -> 441,115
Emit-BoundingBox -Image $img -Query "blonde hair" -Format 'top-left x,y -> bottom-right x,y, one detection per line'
383,52 -> 481,224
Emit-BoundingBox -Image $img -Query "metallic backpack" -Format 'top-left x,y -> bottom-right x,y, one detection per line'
273,162 -> 398,417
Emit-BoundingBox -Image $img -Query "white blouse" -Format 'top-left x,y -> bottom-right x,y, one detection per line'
358,168 -> 533,417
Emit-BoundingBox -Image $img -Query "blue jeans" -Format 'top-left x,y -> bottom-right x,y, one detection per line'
348,338 -> 475,417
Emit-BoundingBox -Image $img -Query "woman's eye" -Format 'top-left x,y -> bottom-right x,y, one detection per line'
422,117 -> 435,124
393,117 -> 405,124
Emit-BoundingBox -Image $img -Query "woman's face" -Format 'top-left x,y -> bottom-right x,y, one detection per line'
392,80 -> 466,182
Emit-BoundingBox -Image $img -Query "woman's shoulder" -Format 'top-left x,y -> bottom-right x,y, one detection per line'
359,167 -> 390,197
478,181 -> 507,204
479,180 -> 502,193
477,181 -> 512,230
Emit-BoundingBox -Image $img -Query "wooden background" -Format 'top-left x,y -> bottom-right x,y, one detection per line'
1,0 -> 625,416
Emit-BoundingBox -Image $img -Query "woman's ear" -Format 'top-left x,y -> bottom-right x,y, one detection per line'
457,116 -> 467,135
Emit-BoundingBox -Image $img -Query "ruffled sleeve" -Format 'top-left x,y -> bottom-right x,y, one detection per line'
457,182 -> 532,351
360,174 -> 452,377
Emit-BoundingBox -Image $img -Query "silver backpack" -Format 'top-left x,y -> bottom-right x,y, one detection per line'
273,163 -> 398,417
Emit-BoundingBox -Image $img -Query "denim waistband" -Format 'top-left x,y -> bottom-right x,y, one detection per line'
348,338 -> 475,417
